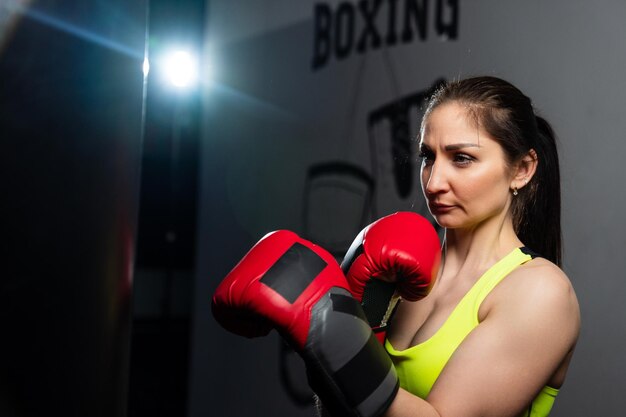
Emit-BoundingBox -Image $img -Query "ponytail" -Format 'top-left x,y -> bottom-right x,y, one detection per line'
513,116 -> 562,266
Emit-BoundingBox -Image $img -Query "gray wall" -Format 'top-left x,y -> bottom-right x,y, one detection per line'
189,1 -> 626,416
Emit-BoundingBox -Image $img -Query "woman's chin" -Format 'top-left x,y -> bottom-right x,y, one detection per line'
432,214 -> 458,229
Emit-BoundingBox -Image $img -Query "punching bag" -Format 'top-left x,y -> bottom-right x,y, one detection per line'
0,2 -> 147,416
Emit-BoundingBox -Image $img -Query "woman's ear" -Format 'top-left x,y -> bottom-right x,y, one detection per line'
511,149 -> 538,191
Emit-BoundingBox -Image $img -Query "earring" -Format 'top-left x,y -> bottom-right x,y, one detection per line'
513,187 -> 518,196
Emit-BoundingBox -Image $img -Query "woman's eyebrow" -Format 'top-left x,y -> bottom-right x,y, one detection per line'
444,143 -> 481,151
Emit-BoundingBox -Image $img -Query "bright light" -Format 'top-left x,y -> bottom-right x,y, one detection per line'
163,50 -> 198,88
143,58 -> 150,77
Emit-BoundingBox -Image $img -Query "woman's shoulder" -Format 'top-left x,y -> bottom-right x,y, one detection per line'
487,255 -> 580,327
512,256 -> 575,296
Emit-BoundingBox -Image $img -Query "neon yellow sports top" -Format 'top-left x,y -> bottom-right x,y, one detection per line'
385,247 -> 559,417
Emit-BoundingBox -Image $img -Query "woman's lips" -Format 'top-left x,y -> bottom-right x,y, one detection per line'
429,202 -> 455,214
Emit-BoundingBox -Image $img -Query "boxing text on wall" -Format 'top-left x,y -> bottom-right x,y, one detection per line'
312,0 -> 459,70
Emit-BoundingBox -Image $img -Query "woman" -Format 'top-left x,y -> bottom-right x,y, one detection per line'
382,76 -> 580,417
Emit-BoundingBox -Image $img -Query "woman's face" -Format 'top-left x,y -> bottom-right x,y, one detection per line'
419,101 -> 514,229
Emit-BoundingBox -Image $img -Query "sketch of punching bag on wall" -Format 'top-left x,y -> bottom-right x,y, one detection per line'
300,78 -> 446,260
367,78 -> 446,218
302,161 -> 374,257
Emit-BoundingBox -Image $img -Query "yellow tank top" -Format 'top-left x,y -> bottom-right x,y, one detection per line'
385,247 -> 559,416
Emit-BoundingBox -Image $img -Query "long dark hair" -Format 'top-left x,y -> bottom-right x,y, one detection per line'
422,76 -> 562,266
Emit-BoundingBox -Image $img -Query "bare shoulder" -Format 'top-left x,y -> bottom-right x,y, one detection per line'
490,257 -> 580,336
511,257 -> 578,303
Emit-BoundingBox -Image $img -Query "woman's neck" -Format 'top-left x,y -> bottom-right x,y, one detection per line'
440,211 -> 522,276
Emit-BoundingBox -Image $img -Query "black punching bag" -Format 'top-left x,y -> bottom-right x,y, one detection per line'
0,1 -> 146,416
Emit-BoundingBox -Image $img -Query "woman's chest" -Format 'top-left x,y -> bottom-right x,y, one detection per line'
387,276 -> 488,349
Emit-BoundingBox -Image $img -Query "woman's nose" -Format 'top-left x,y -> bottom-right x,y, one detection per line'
423,161 -> 449,196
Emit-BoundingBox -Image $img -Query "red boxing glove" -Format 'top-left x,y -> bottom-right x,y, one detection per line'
341,212 -> 441,342
212,230 -> 345,348
212,230 -> 399,417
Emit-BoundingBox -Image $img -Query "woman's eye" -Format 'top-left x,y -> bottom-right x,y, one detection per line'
453,153 -> 474,165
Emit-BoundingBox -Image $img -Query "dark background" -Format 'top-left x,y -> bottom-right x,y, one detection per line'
1,0 -> 204,416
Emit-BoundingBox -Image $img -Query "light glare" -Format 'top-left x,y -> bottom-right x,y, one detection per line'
164,50 -> 197,88
143,58 -> 150,77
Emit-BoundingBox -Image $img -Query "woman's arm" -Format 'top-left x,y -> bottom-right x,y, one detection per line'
384,261 -> 580,417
